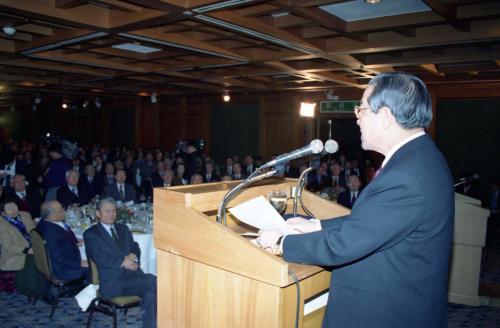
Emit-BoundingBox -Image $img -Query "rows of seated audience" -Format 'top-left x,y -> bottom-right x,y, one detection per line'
0,139 -> 376,212
0,138 -> 499,328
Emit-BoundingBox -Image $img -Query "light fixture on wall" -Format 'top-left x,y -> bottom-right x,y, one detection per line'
299,102 -> 316,118
150,92 -> 157,104
222,91 -> 230,102
61,101 -> 68,109
2,25 -> 16,36
34,93 -> 42,104
94,98 -> 101,108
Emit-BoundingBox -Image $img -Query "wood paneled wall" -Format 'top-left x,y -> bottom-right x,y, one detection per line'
1,84 -> 499,158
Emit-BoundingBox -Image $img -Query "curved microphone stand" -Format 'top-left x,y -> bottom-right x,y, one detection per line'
292,166 -> 315,218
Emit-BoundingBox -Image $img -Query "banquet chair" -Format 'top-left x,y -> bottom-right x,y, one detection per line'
29,229 -> 85,318
86,259 -> 141,328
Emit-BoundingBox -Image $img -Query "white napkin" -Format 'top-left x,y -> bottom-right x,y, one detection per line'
75,284 -> 98,311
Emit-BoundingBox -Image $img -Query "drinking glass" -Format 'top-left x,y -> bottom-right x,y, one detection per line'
268,191 -> 287,214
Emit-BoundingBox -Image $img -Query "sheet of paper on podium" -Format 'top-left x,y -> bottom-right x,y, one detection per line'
229,196 -> 298,236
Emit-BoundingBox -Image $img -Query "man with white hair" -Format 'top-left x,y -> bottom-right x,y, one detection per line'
9,174 -> 42,218
56,170 -> 90,208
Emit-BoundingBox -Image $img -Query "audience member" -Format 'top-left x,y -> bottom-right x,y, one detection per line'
0,202 -> 44,297
203,161 -> 220,183
103,169 -> 136,203
8,174 -> 43,218
37,201 -> 89,282
231,162 -> 247,180
172,163 -> 188,186
45,146 -> 70,200
337,175 -> 362,209
80,164 -> 104,200
57,170 -> 90,208
190,174 -> 203,185
84,198 -> 157,328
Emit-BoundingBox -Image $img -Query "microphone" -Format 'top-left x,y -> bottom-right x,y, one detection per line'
322,139 -> 339,155
260,139 -> 323,170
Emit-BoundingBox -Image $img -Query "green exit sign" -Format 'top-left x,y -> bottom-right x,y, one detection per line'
320,100 -> 360,113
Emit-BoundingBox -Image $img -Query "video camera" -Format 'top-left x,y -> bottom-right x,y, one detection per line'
43,132 -> 80,160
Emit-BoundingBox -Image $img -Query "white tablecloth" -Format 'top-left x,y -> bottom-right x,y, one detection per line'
79,232 -> 157,275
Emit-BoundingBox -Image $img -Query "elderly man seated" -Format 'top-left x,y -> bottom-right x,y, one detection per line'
56,170 -> 90,209
37,200 -> 89,282
9,174 -> 42,218
84,198 -> 157,328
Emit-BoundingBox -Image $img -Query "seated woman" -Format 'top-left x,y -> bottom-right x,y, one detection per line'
0,201 -> 44,297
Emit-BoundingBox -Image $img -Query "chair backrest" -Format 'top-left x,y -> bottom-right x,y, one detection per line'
89,259 -> 99,285
29,229 -> 52,278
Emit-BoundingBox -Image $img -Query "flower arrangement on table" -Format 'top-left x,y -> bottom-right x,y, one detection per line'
117,206 -> 135,224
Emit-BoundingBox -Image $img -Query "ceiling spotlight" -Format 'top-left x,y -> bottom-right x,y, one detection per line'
62,102 -> 68,109
95,98 -> 101,108
364,0 -> 382,3
34,93 -> 41,104
2,26 -> 16,36
299,102 -> 316,118
150,92 -> 157,104
222,91 -> 230,103
82,100 -> 89,108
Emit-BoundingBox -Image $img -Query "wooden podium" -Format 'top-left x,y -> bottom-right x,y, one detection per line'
153,178 -> 349,328
448,193 -> 489,305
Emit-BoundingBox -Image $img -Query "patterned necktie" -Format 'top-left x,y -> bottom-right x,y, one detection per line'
351,192 -> 357,205
72,186 -> 79,197
110,227 -> 119,243
119,185 -> 125,199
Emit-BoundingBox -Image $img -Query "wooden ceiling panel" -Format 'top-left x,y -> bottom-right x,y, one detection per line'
0,0 -> 499,104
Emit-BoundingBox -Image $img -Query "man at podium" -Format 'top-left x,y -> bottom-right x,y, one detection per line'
259,72 -> 454,328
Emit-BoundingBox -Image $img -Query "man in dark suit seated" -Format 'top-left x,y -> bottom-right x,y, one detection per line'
57,170 -> 91,209
337,175 -> 362,209
80,164 -> 104,201
231,162 -> 247,180
203,161 -> 220,183
84,198 -> 156,328
8,174 -> 42,218
37,200 -> 89,282
259,72 -> 454,328
306,163 -> 330,192
103,169 -> 136,203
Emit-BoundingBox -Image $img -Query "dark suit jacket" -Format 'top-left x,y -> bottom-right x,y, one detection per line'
284,135 -> 454,328
57,184 -> 91,208
103,183 -> 136,203
8,188 -> 43,218
37,219 -> 83,281
79,174 -> 104,198
83,223 -> 141,298
337,189 -> 362,209
306,171 -> 330,192
203,173 -> 221,183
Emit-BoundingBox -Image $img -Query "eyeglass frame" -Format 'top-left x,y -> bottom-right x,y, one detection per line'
354,105 -> 371,118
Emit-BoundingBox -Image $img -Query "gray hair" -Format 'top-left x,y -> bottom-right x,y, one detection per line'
97,197 -> 117,211
65,169 -> 80,178
368,72 -> 432,129
40,200 -> 58,220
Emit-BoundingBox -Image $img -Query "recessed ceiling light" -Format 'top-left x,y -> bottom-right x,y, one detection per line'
365,0 -> 382,3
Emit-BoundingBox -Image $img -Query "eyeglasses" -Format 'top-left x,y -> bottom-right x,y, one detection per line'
354,106 -> 371,118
